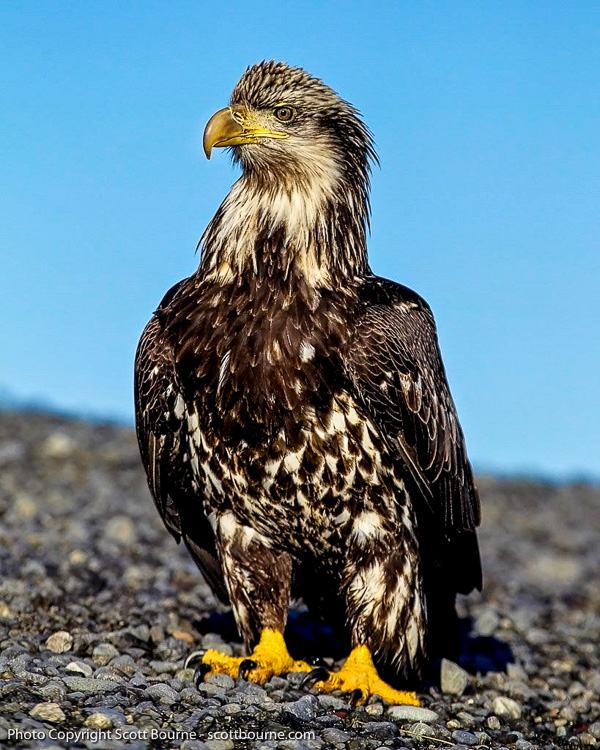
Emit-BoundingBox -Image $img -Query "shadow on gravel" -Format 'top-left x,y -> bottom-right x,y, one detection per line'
458,616 -> 515,674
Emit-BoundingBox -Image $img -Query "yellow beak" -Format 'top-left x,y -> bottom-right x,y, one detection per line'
203,106 -> 289,159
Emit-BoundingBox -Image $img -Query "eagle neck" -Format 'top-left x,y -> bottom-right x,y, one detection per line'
198,172 -> 370,289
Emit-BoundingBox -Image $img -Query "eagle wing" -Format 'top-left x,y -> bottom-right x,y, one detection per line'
345,277 -> 481,593
134,280 -> 228,602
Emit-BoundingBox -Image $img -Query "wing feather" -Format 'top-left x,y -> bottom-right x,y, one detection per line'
345,278 -> 481,592
134,282 -> 228,602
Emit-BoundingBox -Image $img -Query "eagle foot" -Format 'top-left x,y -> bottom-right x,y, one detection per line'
309,644 -> 420,706
196,628 -> 312,687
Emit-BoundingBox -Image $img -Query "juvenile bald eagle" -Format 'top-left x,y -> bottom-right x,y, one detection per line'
135,61 -> 481,705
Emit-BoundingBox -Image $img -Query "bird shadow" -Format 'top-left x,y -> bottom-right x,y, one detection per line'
457,616 -> 514,674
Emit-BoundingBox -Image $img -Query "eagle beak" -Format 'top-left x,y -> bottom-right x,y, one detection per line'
203,107 -> 245,159
203,106 -> 289,159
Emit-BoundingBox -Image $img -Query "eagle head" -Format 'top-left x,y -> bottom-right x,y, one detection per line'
203,61 -> 376,196
200,61 -> 376,284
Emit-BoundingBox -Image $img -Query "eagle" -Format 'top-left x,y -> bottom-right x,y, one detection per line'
135,61 -> 481,706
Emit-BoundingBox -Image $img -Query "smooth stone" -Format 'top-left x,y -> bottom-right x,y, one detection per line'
388,705 -> 439,723
452,729 -> 478,746
62,677 -> 119,693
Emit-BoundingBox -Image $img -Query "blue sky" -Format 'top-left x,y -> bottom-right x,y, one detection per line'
1,1 -> 599,478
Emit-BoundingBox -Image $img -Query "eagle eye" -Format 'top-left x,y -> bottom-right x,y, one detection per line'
274,106 -> 295,122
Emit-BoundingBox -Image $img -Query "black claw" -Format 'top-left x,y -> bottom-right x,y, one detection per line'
349,688 -> 363,707
238,658 -> 257,679
193,662 -> 212,688
300,666 -> 330,689
184,649 -> 206,669
306,655 -> 328,668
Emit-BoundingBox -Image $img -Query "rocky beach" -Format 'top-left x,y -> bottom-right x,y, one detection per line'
0,410 -> 598,749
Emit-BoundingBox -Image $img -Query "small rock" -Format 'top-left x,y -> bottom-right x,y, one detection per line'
408,722 -> 433,739
486,715 -> 501,730
29,702 -> 66,723
322,728 -> 351,743
66,660 -> 93,677
105,515 -> 136,544
109,654 -> 136,676
440,658 -> 470,696
317,694 -> 346,711
205,741 -> 234,750
388,705 -> 439,723
41,432 -> 75,458
128,624 -> 150,642
579,733 -> 598,746
285,694 -> 317,721
506,662 -> 528,681
146,682 -> 179,705
92,643 -> 119,665
514,740 -> 535,750
452,729 -> 478,746
62,677 -> 119,693
474,609 -> 500,636
362,721 -> 397,738
45,631 -> 73,654
85,712 -> 113,729
0,602 -> 14,619
492,695 -> 522,719
15,494 -> 37,518
149,659 -> 179,674
205,672 -> 235,690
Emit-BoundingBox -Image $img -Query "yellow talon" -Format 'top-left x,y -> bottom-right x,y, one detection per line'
201,628 -> 312,685
313,644 -> 420,706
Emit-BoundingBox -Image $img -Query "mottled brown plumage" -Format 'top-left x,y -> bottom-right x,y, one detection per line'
135,61 -> 481,686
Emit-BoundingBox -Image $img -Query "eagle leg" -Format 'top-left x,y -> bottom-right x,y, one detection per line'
197,628 -> 312,685
308,644 -> 419,706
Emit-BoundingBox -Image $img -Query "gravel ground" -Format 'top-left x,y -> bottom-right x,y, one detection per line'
0,410 -> 598,750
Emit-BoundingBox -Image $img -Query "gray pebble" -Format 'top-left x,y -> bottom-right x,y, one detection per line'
205,740 -> 234,750
474,608 -> 500,636
492,695 -> 522,719
65,660 -> 93,677
149,659 -> 179,674
321,728 -> 351,743
62,676 -> 120,693
145,682 -> 180,704
387,705 -> 439,723
317,694 -> 346,710
92,642 -> 119,665
440,658 -> 470,696
452,729 -> 478,745
285,694 -> 318,721
408,722 -> 433,739
205,672 -> 235,690
109,654 -> 136,675
361,721 -> 397,738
